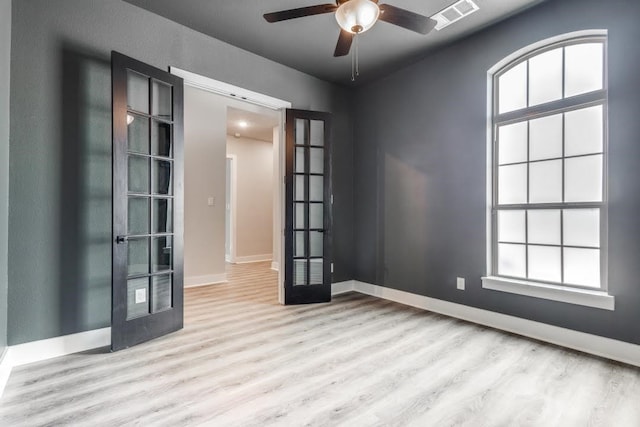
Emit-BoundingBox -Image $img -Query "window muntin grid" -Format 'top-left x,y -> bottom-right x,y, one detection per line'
492,35 -> 607,290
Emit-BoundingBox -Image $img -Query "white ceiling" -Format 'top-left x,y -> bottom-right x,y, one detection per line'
124,0 -> 546,85
227,107 -> 279,143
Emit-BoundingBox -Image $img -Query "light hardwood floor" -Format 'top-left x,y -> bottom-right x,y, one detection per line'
2,261 -> 640,426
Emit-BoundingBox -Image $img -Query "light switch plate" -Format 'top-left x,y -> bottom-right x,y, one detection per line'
207,197 -> 215,206
456,277 -> 465,290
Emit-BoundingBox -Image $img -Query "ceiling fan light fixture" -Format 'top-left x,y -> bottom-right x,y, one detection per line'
335,0 -> 380,34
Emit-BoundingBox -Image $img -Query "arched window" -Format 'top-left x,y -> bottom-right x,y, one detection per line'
483,31 -> 612,309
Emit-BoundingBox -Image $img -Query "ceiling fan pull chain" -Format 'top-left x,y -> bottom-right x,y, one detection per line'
355,33 -> 360,77
351,34 -> 356,81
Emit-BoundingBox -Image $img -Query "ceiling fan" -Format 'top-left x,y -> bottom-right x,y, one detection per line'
263,0 -> 437,58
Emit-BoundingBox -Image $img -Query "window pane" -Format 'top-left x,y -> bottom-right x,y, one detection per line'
565,43 -> 603,97
563,209 -> 600,247
295,202 -> 305,229
309,259 -> 323,284
128,115 -> 149,154
310,230 -> 323,257
528,245 -> 561,282
152,275 -> 172,313
128,155 -> 150,194
295,147 -> 305,173
498,210 -> 525,243
498,164 -> 527,205
128,237 -> 149,276
127,71 -> 149,114
565,105 -> 603,157
295,175 -> 305,201
127,277 -> 149,320
529,114 -> 562,161
128,197 -> 149,235
152,159 -> 173,195
529,160 -> 562,203
294,260 -> 307,286
310,148 -> 324,174
498,243 -> 526,277
153,198 -> 173,234
529,48 -> 563,106
152,121 -> 172,158
309,203 -> 323,229
310,120 -> 324,146
564,248 -> 600,288
498,62 -> 527,114
309,175 -> 323,202
295,231 -> 305,257
565,155 -> 602,202
295,119 -> 306,145
528,209 -> 561,245
498,122 -> 527,165
152,236 -> 172,273
152,81 -> 172,120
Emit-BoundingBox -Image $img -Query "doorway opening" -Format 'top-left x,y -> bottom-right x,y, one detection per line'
225,106 -> 280,267
174,67 -> 290,305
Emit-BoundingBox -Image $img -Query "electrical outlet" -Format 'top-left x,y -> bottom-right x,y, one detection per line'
207,197 -> 215,206
135,288 -> 147,304
456,277 -> 465,290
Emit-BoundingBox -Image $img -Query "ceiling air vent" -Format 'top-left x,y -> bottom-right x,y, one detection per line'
432,0 -> 479,31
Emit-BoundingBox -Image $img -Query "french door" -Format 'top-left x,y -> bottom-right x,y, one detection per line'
284,109 -> 333,304
111,51 -> 184,351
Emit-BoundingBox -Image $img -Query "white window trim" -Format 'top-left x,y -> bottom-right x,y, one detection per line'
482,276 -> 614,310
484,29 -> 614,310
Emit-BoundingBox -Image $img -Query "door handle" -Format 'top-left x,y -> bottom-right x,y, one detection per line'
116,235 -> 129,244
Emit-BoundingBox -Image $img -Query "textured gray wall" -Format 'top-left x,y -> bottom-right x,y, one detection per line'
0,0 -> 11,354
354,0 -> 640,344
8,0 -> 354,345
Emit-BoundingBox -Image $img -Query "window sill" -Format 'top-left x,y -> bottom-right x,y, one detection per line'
481,276 -> 614,311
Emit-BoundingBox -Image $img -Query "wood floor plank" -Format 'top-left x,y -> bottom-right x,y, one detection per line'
2,261 -> 640,426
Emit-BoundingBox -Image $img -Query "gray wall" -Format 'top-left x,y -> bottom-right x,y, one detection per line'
353,0 -> 640,344
8,0 -> 354,345
0,0 -> 11,355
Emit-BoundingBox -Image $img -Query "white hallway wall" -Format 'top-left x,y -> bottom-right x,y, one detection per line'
184,86 -> 279,286
184,86 -> 227,286
227,135 -> 274,261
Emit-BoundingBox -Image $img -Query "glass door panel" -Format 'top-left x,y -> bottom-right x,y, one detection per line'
112,51 -> 184,351
285,110 -> 332,304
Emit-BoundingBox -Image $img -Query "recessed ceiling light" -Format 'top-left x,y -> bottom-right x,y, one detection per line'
238,121 -> 248,128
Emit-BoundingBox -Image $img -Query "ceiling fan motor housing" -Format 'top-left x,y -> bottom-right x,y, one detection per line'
336,0 -> 379,4
335,0 -> 381,34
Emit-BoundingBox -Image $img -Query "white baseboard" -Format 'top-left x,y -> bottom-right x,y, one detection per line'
271,261 -> 279,271
0,348 -> 11,398
0,327 -> 111,400
6,327 -> 111,368
353,281 -> 640,368
234,254 -> 272,264
184,273 -> 227,288
332,280 -> 355,295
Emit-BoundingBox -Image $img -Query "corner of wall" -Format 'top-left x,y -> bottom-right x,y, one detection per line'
0,0 -> 13,354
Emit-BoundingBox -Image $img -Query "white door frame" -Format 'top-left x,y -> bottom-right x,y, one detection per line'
225,154 -> 238,264
169,67 -> 291,304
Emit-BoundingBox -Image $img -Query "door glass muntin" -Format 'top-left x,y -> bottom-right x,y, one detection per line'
124,70 -> 176,318
292,118 -> 327,287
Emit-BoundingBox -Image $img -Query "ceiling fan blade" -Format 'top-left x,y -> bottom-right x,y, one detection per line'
378,4 -> 437,34
264,4 -> 337,23
334,30 -> 354,57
